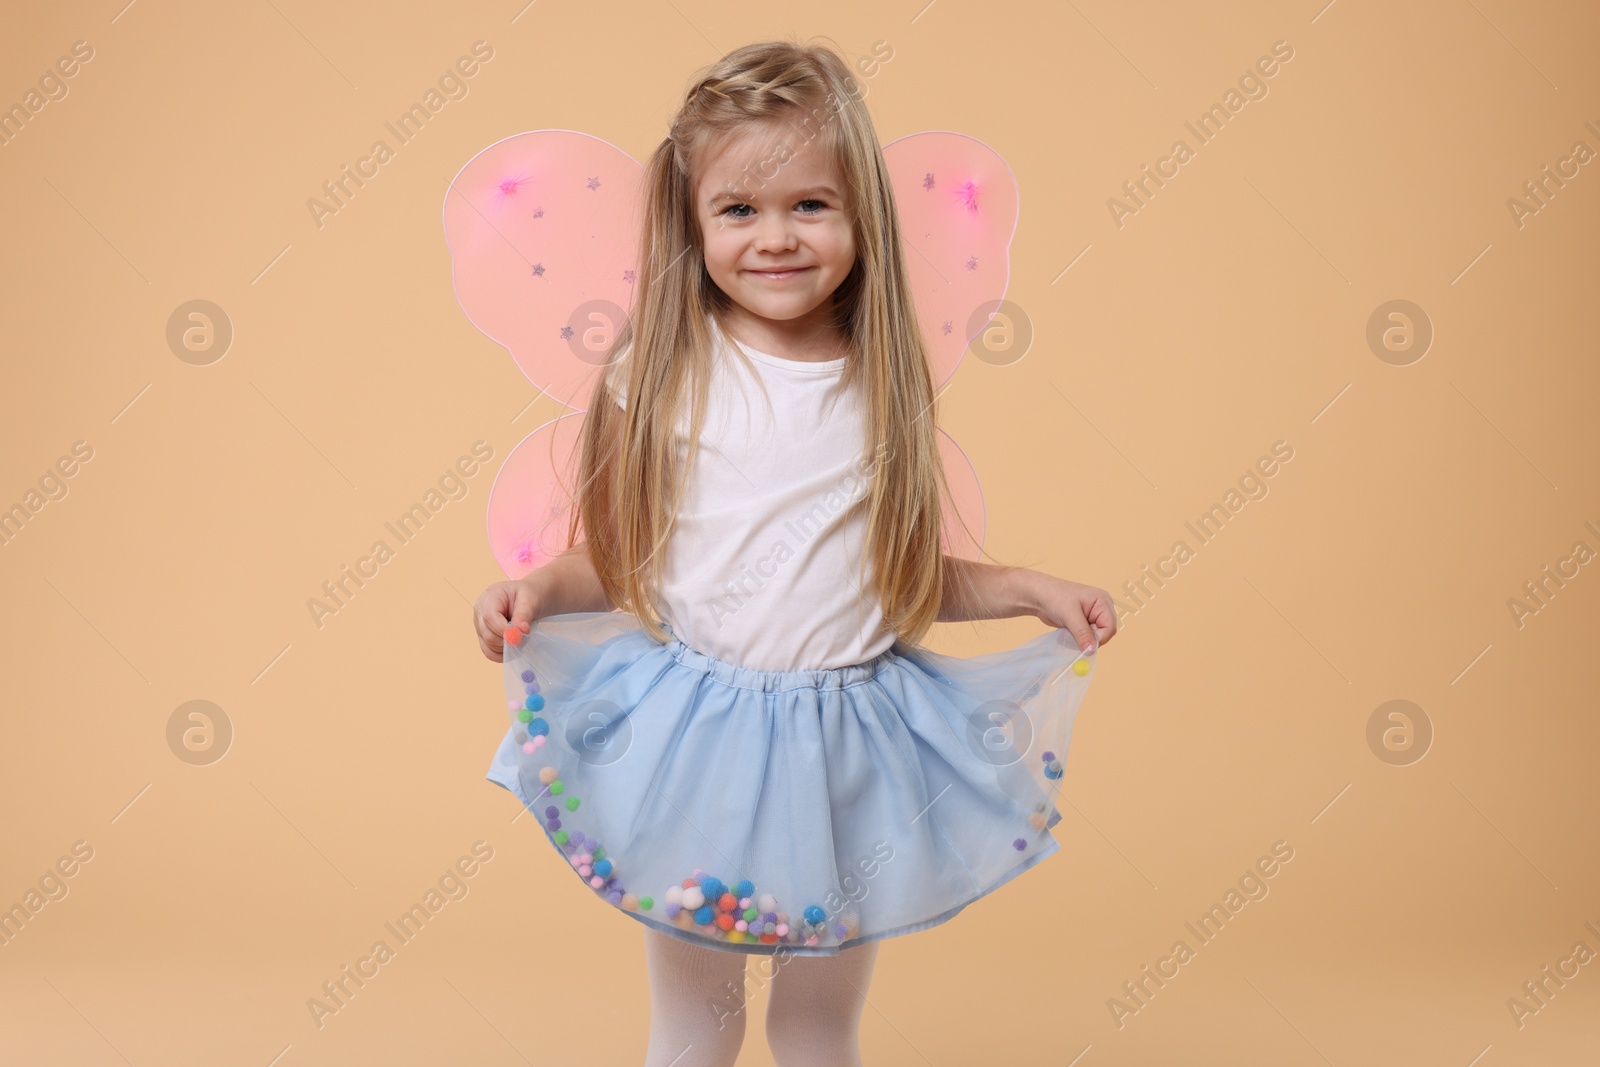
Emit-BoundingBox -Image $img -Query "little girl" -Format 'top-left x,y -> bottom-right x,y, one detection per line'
474,39 -> 1116,1067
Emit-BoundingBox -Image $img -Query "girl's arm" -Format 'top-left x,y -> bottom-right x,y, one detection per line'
936,555 -> 1037,623
526,541 -> 615,616
472,541 -> 613,662
937,554 -> 1117,653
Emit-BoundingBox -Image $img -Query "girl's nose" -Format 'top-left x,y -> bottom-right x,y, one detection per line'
752,215 -> 798,252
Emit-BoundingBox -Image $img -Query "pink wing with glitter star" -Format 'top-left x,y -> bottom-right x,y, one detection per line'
442,129 -> 1019,579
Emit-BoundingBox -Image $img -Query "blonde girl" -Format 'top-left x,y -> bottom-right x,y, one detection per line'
476,38 -> 1115,1067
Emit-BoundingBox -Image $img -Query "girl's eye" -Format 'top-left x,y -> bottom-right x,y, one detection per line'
719,200 -> 828,219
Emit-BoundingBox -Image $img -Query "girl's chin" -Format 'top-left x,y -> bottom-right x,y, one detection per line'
737,302 -> 826,322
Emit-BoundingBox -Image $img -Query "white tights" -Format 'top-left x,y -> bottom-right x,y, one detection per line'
642,927 -> 880,1067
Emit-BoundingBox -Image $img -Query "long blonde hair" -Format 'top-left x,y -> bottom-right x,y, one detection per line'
566,37 -> 975,647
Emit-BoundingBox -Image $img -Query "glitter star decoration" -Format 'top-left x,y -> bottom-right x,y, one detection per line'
560,325 -> 574,340
586,176 -> 601,190
964,256 -> 978,271
491,175 -> 532,206
531,263 -> 546,277
623,269 -> 636,283
942,321 -> 954,335
923,172 -> 935,191
532,207 -> 545,219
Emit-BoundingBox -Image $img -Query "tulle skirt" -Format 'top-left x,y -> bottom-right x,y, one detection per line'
486,611 -> 1096,956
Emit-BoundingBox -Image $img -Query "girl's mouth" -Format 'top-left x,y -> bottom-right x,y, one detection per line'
747,267 -> 813,281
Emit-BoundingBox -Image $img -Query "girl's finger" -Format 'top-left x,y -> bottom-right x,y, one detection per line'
509,582 -> 538,634
1064,611 -> 1097,655
475,589 -> 512,646
1085,593 -> 1117,644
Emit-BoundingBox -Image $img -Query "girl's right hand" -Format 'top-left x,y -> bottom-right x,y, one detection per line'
473,574 -> 545,662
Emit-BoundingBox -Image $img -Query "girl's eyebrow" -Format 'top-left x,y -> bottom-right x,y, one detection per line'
708,185 -> 841,206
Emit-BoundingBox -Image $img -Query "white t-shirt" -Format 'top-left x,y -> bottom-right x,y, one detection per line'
611,318 -> 896,671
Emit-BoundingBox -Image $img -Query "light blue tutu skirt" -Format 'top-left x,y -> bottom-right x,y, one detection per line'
486,611 -> 1096,956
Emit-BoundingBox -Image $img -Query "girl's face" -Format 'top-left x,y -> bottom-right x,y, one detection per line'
695,122 -> 857,344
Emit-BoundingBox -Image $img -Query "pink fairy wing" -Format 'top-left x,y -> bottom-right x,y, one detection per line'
884,132 -> 1019,559
443,130 -> 644,577
484,412 -> 587,580
882,131 -> 1019,390
443,129 -> 644,409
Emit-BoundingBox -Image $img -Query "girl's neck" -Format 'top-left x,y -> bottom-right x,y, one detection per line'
716,309 -> 850,365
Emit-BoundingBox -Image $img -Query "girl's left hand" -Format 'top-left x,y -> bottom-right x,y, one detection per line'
1030,576 -> 1118,654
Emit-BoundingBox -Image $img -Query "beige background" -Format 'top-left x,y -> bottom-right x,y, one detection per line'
2,0 -> 1597,1064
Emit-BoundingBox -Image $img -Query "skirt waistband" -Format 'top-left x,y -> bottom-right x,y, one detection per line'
660,624 -> 900,693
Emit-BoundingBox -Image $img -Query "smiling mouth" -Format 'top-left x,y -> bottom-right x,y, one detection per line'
747,267 -> 813,280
